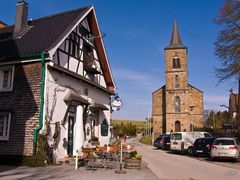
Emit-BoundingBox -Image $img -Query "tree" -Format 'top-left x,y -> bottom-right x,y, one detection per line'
215,0 -> 240,128
215,0 -> 240,82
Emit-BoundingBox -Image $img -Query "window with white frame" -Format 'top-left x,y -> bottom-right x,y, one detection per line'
0,113 -> 11,140
0,66 -> 14,91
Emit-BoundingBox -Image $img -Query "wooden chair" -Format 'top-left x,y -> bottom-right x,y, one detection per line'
83,147 -> 106,170
105,146 -> 118,169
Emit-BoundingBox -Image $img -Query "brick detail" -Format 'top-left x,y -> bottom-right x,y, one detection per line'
0,62 -> 42,156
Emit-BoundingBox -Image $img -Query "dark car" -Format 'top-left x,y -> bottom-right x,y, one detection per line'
192,137 -> 216,156
153,134 -> 170,149
161,136 -> 171,150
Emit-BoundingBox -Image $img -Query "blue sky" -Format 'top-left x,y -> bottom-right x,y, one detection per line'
0,0 -> 237,120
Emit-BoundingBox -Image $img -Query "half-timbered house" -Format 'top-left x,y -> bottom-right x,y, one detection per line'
0,1 -> 116,161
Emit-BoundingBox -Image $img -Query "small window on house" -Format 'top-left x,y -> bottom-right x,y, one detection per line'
173,57 -> 181,68
175,75 -> 179,88
68,33 -> 80,58
83,43 -> 95,70
175,96 -> 180,112
0,112 -> 11,140
0,66 -> 14,92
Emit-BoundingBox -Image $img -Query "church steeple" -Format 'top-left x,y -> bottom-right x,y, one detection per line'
165,19 -> 186,50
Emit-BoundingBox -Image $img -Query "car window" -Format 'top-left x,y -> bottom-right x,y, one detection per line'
164,136 -> 170,141
171,133 -> 182,140
213,139 -> 235,145
196,139 -> 202,144
204,133 -> 212,137
206,138 -> 214,144
236,139 -> 240,145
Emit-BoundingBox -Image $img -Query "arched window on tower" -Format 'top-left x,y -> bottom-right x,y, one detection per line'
173,56 -> 181,68
175,96 -> 180,112
175,75 -> 179,88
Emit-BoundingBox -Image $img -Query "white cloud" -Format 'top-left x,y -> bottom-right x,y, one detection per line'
204,94 -> 229,111
204,94 -> 228,104
113,68 -> 162,91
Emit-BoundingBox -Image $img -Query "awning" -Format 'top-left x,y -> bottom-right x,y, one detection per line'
63,90 -> 90,105
90,102 -> 109,110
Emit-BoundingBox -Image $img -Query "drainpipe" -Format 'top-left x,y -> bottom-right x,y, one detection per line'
33,52 -> 46,156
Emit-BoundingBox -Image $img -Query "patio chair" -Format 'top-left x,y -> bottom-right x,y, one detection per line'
105,146 -> 118,169
83,147 -> 106,170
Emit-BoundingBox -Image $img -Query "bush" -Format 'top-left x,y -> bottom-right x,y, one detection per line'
139,134 -> 152,145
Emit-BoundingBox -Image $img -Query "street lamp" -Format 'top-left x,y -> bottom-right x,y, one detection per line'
189,106 -> 195,132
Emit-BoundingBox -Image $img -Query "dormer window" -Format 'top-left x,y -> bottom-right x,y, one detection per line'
173,56 -> 181,68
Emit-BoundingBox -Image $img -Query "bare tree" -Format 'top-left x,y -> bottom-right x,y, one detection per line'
214,0 -> 240,128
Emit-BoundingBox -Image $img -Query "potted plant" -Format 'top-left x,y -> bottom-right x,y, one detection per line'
90,136 -> 99,146
124,150 -> 142,169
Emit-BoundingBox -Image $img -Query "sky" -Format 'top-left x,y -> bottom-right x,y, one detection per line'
0,0 -> 237,121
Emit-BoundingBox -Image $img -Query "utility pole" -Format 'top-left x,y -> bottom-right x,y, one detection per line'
189,106 -> 195,131
145,118 -> 148,136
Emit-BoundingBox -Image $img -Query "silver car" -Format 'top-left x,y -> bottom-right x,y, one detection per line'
210,137 -> 240,161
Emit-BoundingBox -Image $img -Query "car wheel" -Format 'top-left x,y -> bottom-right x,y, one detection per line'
187,147 -> 193,155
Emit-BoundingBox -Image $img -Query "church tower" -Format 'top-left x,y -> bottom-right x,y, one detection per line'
164,19 -> 189,132
152,20 -> 203,137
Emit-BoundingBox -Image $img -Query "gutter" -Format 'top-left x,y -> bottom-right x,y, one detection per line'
33,52 -> 46,156
18,52 -> 47,155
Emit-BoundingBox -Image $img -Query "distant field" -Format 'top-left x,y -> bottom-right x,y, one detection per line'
112,119 -> 146,129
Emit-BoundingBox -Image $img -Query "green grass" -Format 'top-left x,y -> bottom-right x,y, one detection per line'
139,135 -> 152,145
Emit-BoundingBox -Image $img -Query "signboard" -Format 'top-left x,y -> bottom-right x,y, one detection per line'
101,119 -> 108,136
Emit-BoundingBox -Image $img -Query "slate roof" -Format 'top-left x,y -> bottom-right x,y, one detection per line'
165,19 -> 186,50
0,6 -> 91,61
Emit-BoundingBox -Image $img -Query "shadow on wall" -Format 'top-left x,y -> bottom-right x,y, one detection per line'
0,62 -> 41,167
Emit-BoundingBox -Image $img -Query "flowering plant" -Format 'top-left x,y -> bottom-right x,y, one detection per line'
126,150 -> 142,160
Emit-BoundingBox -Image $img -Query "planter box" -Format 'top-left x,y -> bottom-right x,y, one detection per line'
124,159 -> 141,169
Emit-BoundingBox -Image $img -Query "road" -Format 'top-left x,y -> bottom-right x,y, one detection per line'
127,137 -> 240,180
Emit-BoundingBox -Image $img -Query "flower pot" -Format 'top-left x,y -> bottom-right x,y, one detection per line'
124,158 -> 141,169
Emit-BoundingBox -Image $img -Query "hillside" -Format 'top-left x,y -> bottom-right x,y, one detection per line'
112,119 -> 146,129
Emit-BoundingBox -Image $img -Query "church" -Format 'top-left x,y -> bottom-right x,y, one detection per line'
152,20 -> 204,138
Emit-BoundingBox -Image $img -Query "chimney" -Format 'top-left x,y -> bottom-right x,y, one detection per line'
13,0 -> 28,36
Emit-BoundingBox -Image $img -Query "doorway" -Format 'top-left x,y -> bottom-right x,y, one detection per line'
175,121 -> 181,132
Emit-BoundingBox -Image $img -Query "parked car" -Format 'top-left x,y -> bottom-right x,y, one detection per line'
210,137 -> 240,161
170,132 -> 212,153
191,137 -> 216,156
153,134 -> 170,149
161,135 -> 171,150
125,134 -> 130,139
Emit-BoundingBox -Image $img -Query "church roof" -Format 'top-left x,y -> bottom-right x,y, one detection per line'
165,19 -> 186,50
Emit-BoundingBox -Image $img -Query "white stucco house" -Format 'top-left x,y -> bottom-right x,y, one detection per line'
0,1 -> 117,162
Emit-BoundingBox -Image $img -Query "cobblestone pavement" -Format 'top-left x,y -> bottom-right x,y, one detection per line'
0,161 -> 158,180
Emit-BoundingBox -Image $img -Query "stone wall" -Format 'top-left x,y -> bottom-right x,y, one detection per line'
0,62 -> 42,156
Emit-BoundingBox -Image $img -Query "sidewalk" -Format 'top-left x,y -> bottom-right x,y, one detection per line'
0,161 -> 158,180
